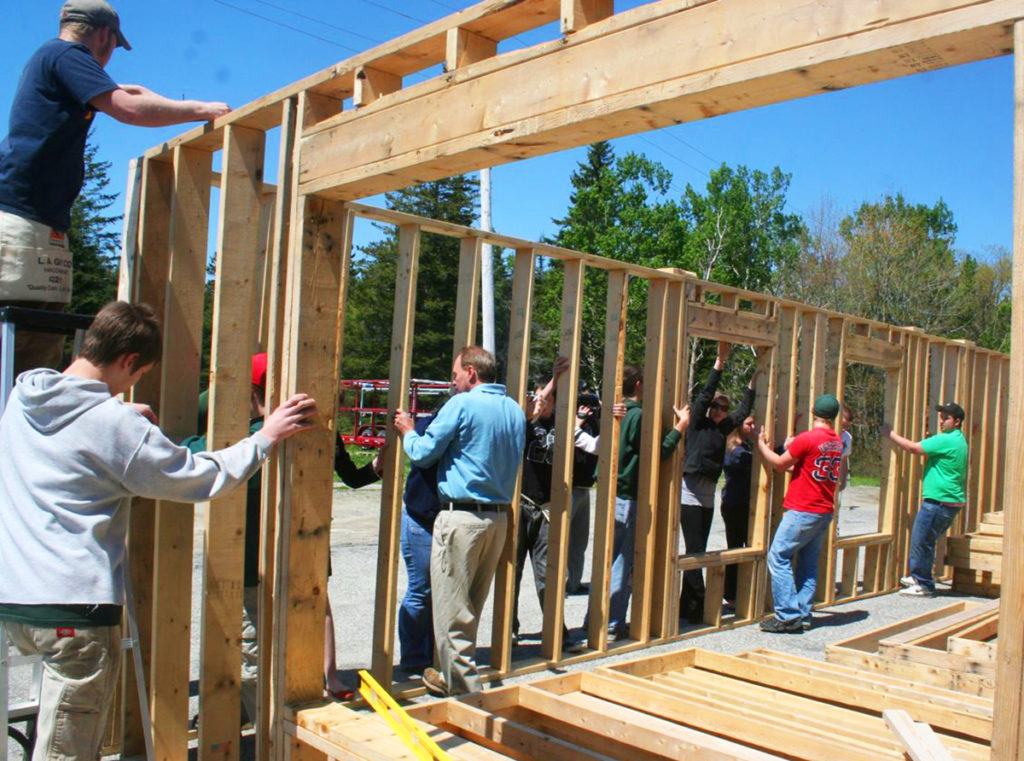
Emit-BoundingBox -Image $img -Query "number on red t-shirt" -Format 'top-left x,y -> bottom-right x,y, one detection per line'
810,453 -> 842,483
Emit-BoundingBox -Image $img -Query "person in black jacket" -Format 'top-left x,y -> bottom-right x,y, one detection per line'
679,342 -> 757,623
512,358 -> 592,652
720,413 -> 756,604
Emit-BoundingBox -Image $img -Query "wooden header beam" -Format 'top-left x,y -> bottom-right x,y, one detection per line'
297,0 -> 1015,199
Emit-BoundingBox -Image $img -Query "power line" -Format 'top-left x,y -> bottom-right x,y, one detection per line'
353,0 -> 430,25
636,135 -> 710,187
213,0 -> 437,84
421,0 -> 463,10
212,0 -> 364,53
659,128 -> 720,167
249,0 -> 382,45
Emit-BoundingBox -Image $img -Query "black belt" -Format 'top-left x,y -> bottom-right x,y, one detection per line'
444,502 -> 505,512
925,499 -> 965,508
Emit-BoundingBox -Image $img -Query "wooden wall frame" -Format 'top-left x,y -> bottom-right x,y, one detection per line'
116,2 -> 1023,759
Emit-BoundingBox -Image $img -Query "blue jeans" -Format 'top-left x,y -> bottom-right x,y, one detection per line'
909,499 -> 961,592
767,510 -> 833,623
608,497 -> 637,633
398,509 -> 434,670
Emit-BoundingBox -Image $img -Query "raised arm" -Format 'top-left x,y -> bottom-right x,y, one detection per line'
692,341 -> 730,419
729,369 -> 758,428
91,84 -> 230,127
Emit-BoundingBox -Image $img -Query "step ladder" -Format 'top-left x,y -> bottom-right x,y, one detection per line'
0,306 -> 154,761
0,306 -> 93,415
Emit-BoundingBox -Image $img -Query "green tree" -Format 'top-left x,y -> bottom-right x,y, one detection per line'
342,175 -> 481,381
536,142 -> 685,386
67,141 -> 121,315
677,165 -> 803,394
948,248 -> 1012,352
778,196 -> 846,309
679,164 -> 804,293
837,193 -> 958,332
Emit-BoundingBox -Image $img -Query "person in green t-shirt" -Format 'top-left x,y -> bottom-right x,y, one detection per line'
882,401 -> 969,597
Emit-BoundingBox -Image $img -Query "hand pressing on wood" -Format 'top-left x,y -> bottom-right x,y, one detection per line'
715,341 -> 732,370
261,394 -> 318,443
394,409 -> 415,436
673,404 -> 691,433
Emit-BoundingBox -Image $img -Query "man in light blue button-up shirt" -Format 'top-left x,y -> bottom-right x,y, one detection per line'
395,346 -> 525,695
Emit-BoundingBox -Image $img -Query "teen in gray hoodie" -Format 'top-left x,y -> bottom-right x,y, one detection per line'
0,301 -> 316,761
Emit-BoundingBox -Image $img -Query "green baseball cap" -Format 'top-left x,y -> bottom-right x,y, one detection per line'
813,393 -> 841,420
61,0 -> 132,50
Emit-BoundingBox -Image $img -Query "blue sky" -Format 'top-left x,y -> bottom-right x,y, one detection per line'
1,0 -> 1013,259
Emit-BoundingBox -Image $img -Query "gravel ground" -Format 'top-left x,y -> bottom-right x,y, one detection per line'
4,482 -> 986,760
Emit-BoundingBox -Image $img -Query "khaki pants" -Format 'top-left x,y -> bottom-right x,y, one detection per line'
0,211 -> 72,373
5,623 -> 120,761
430,508 -> 507,695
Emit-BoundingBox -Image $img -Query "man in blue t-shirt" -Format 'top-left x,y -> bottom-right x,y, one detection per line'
0,0 -> 230,372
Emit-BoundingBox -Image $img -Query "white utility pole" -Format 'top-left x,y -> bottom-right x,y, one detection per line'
479,168 -> 496,353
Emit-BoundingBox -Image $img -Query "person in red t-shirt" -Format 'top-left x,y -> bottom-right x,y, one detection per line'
756,393 -> 843,633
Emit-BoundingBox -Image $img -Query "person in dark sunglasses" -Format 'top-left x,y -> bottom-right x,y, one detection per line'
679,341 -> 758,623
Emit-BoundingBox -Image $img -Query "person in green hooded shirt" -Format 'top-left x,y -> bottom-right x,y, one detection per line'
882,401 -> 969,597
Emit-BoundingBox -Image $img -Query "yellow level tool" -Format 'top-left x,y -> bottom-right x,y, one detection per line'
357,669 -> 454,761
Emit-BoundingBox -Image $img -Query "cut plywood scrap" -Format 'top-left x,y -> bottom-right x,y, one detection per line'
883,710 -> 954,761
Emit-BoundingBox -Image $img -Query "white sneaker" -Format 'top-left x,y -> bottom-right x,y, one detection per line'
899,575 -> 916,588
900,583 -> 935,598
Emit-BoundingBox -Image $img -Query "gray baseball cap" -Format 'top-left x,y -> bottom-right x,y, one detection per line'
61,0 -> 132,50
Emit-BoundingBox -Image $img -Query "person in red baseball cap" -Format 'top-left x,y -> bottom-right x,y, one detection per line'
187,352 -> 382,719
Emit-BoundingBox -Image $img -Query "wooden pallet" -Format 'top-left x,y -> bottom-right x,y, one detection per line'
290,647 -> 992,761
948,512 -> 1004,598
826,600 -> 999,697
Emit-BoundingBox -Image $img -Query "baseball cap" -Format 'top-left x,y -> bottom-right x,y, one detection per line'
936,401 -> 965,421
61,0 -> 132,50
251,353 -> 268,392
812,393 -> 841,420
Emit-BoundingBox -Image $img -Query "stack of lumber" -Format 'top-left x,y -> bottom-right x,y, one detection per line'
947,511 -> 1003,597
826,599 -> 998,697
291,647 -> 992,761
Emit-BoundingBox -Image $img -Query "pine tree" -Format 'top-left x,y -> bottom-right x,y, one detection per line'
67,141 -> 121,315
538,142 -> 684,387
342,175 -> 481,381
